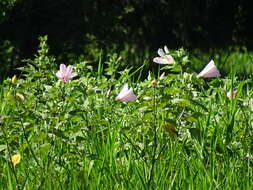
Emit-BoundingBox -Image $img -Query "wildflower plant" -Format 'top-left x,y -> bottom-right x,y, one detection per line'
0,39 -> 253,189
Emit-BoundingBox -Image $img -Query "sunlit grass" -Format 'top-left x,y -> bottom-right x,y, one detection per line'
0,37 -> 253,189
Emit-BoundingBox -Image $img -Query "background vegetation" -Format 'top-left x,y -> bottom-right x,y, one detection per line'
1,0 -> 253,80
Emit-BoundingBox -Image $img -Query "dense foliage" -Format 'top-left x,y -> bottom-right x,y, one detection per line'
0,0 -> 253,79
0,36 -> 252,189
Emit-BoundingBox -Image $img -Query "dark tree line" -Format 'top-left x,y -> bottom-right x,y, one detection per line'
0,0 -> 252,76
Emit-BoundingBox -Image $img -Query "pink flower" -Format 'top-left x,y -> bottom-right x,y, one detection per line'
197,60 -> 221,78
226,90 -> 237,100
153,46 -> 175,64
56,64 -> 77,83
116,84 -> 137,102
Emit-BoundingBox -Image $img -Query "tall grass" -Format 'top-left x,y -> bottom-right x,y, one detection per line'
0,37 -> 253,189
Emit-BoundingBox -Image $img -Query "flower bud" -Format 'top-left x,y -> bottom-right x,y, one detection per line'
16,93 -> 25,102
11,154 -> 21,167
11,75 -> 17,84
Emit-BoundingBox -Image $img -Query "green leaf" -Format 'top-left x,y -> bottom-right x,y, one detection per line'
171,98 -> 190,105
190,99 -> 208,112
0,144 -> 7,152
38,143 -> 51,157
186,112 -> 203,123
189,128 -> 201,140
32,132 -> 47,143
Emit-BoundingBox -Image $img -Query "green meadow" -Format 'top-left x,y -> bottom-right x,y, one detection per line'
1,37 -> 253,189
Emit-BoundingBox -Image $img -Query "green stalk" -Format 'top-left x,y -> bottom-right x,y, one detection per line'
148,83 -> 158,187
19,119 -> 41,169
0,121 -> 20,189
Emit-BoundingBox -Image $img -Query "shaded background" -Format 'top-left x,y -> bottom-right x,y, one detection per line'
0,0 -> 252,79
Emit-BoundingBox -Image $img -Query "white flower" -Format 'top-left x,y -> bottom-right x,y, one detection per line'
153,46 -> 175,64
197,60 -> 221,78
116,84 -> 137,102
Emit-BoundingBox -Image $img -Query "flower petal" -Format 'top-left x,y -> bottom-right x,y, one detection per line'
56,71 -> 63,79
153,57 -> 169,64
157,48 -> 165,57
11,154 -> 21,167
164,46 -> 169,54
121,93 -> 137,102
60,64 -> 67,73
118,88 -> 137,102
116,84 -> 129,100
153,57 -> 174,64
197,60 -> 221,78
164,55 -> 175,64
69,72 -> 78,78
66,65 -> 73,73
120,84 -> 129,94
116,84 -> 137,102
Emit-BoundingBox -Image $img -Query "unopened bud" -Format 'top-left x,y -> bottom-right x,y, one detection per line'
117,56 -> 122,62
16,93 -> 25,102
11,75 -> 17,84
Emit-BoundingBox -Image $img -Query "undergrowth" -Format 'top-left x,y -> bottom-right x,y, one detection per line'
0,36 -> 253,189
